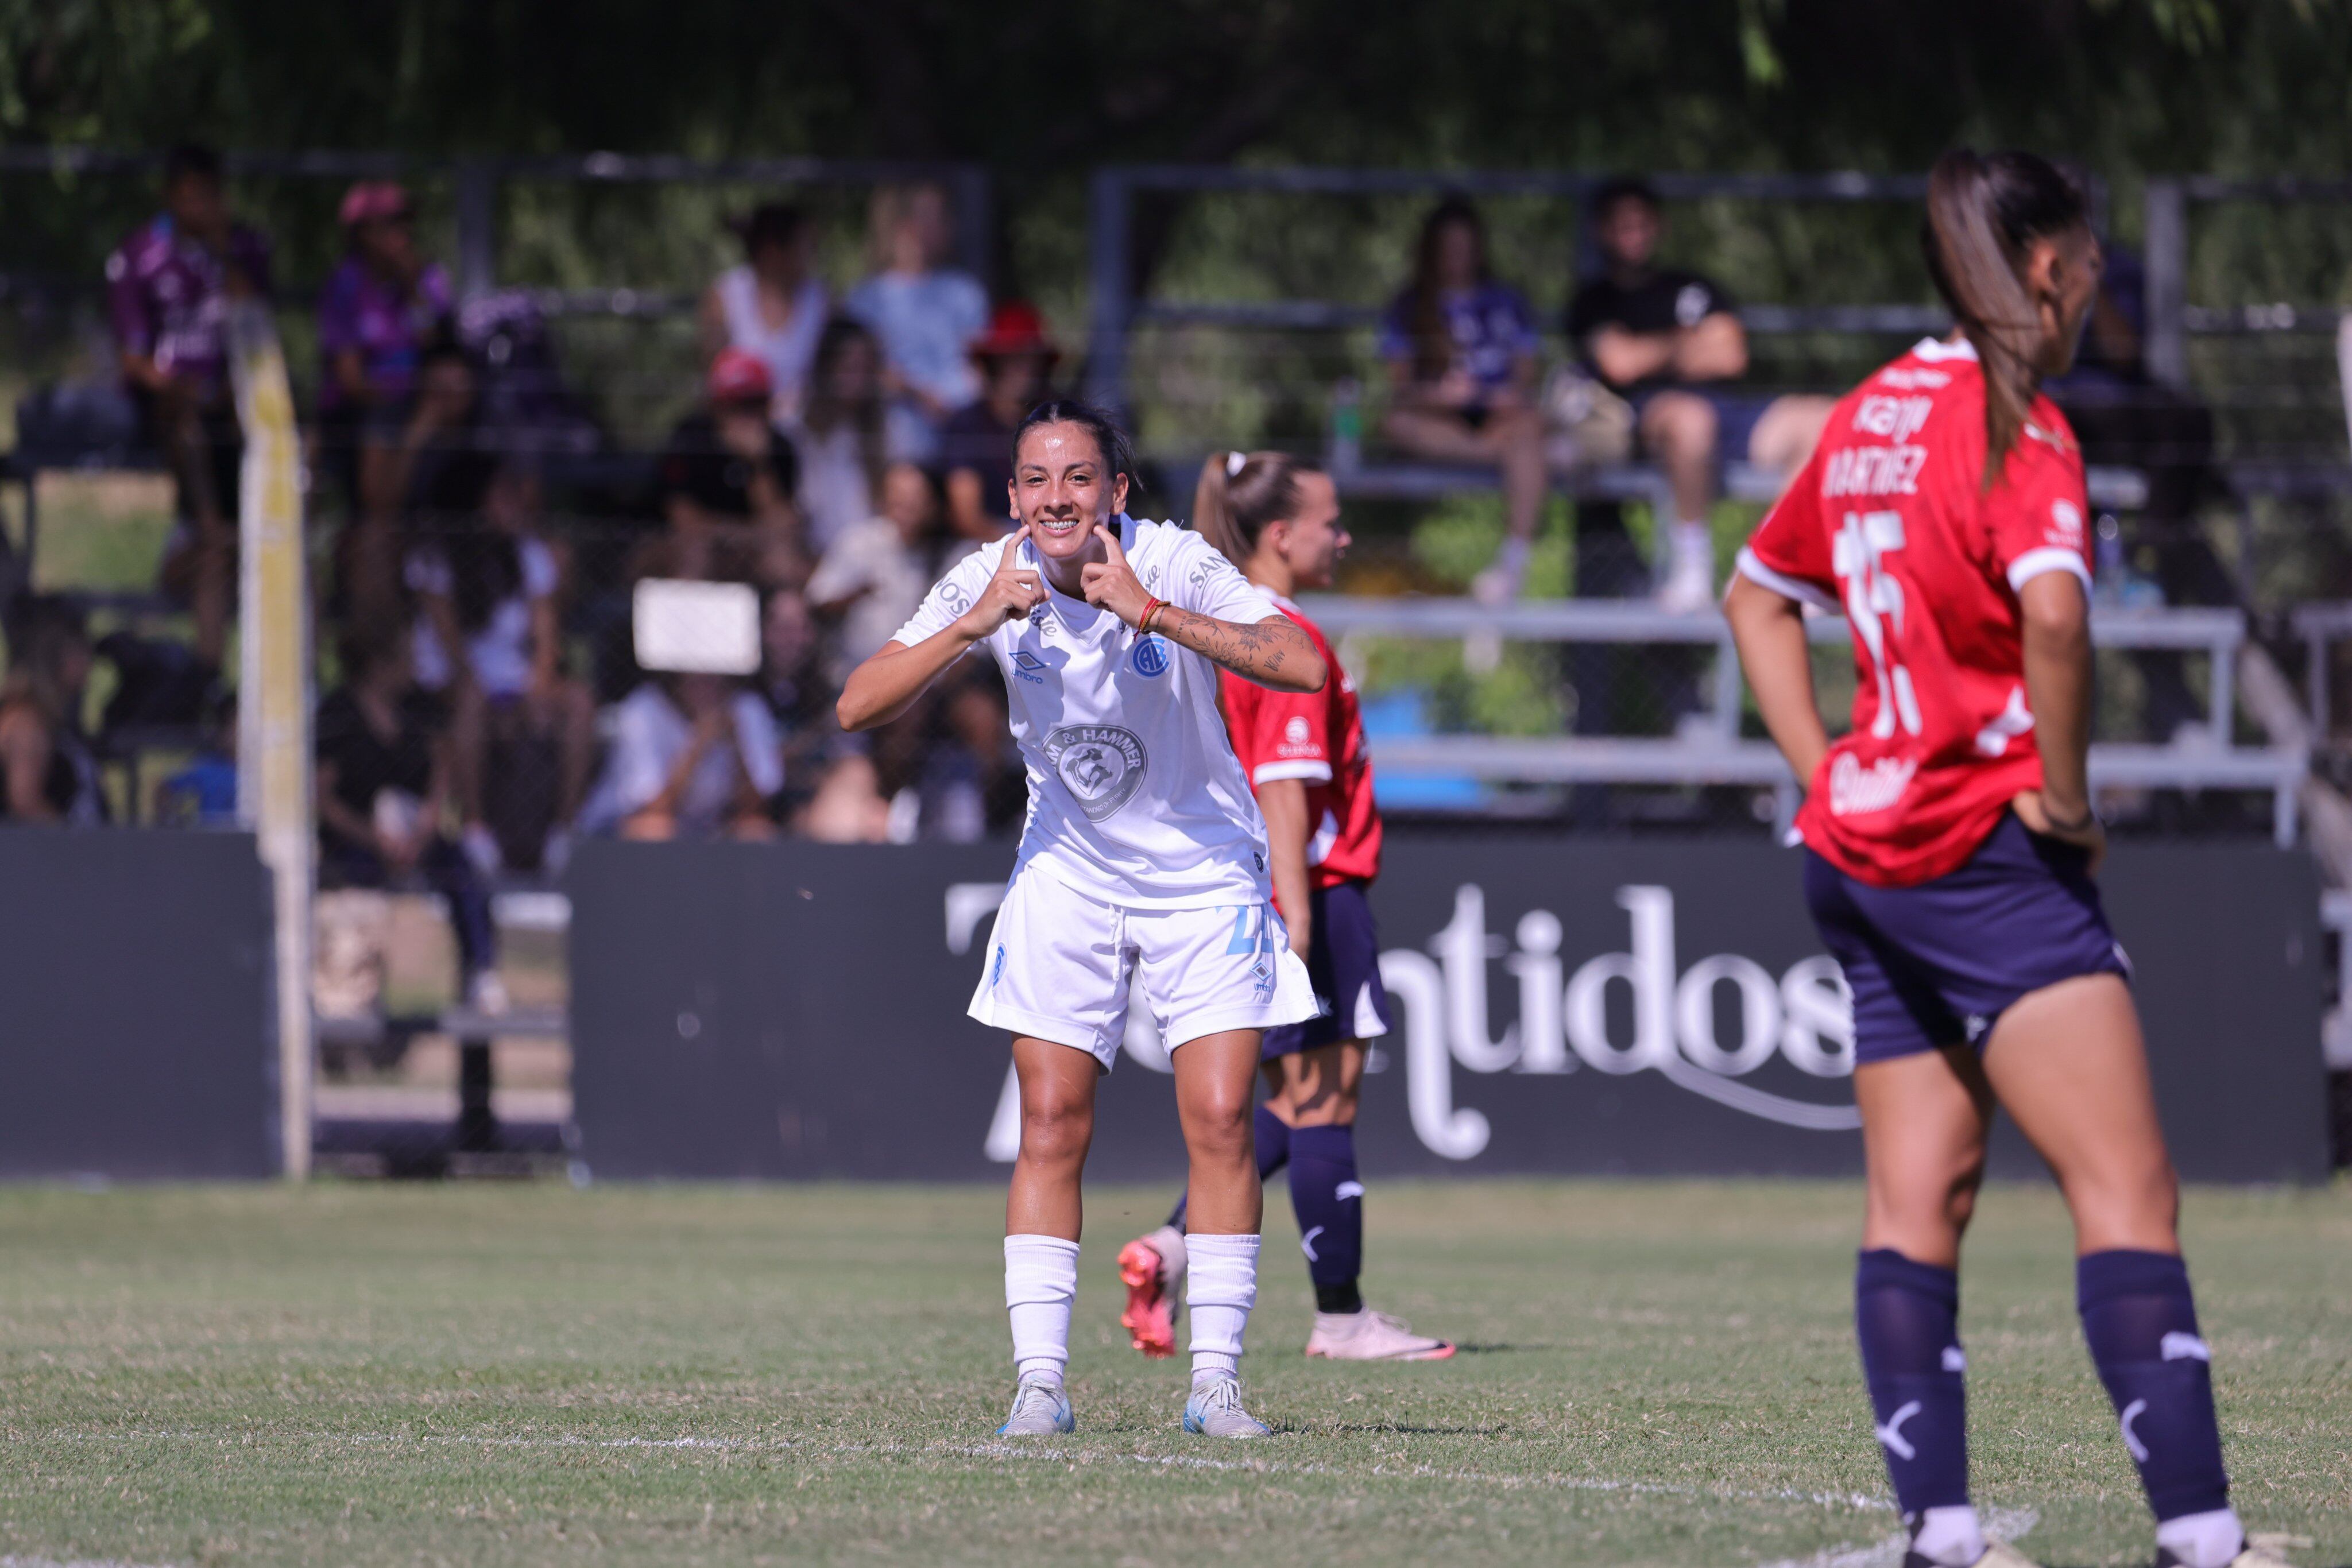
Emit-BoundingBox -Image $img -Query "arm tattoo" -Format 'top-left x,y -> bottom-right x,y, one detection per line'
1155,607 -> 1320,691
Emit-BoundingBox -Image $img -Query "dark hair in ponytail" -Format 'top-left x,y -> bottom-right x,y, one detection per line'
1193,450 -> 1324,567
1010,399 -> 1139,497
1921,148 -> 2090,491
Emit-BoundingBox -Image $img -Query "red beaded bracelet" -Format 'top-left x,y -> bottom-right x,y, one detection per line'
1138,595 -> 1166,634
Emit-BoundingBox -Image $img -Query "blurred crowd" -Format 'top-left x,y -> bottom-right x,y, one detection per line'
3,150 -> 2234,961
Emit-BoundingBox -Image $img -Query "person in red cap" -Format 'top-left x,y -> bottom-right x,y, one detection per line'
641,347 -> 805,588
937,301 -> 1059,544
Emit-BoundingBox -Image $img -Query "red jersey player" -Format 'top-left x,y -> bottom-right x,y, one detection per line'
1117,451 -> 1453,1367
1726,150 -> 2278,1568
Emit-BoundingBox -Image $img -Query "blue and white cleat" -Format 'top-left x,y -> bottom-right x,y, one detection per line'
995,1373 -> 1074,1436
1181,1372 -> 1271,1438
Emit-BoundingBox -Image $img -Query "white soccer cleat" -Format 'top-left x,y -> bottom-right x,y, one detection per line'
1181,1372 -> 1271,1438
1304,1307 -> 1456,1361
995,1373 -> 1074,1437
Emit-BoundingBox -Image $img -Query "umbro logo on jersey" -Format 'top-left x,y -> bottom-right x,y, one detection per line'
1011,649 -> 1049,685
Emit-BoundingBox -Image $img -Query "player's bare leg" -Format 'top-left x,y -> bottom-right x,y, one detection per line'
1172,1029 -> 1272,1436
998,1037 -> 1097,1435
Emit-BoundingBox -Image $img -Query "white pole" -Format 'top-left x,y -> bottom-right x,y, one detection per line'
230,300 -> 314,1180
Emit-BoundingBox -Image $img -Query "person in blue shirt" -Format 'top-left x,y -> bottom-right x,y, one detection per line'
1376,198 -> 1547,601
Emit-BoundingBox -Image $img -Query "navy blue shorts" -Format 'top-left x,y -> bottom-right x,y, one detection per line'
1804,812 -> 2131,1065
1262,880 -> 1395,1059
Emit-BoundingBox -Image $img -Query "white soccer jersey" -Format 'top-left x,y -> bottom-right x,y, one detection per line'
892,515 -> 1283,909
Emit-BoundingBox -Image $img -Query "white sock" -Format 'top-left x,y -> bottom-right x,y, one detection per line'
1185,1232 -> 1260,1381
2154,1508 -> 2246,1568
1909,1505 -> 1987,1567
1673,520 -> 1712,570
1003,1234 -> 1078,1384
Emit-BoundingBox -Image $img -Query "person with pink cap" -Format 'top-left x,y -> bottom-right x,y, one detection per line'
319,180 -> 452,512
641,347 -> 806,589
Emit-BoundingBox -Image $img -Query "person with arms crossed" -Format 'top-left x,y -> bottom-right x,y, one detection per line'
838,403 -> 1326,1439
1117,451 -> 1453,1366
1724,149 -> 2285,1568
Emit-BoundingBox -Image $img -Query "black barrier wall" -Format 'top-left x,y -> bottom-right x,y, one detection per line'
568,837 -> 2328,1184
0,828 -> 275,1179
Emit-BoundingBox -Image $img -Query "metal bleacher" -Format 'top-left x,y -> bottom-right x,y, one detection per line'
1298,594 -> 2306,845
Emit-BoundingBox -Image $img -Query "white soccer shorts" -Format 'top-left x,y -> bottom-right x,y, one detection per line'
969,871 -> 1318,1068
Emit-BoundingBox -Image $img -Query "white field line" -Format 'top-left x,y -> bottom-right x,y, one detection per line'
33,1426 -> 1894,1516
1754,1507 -> 2040,1568
1,1557 -> 186,1568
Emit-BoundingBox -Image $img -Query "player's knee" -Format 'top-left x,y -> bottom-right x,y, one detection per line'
1181,1092 -> 1254,1164
1019,1088 -> 1094,1166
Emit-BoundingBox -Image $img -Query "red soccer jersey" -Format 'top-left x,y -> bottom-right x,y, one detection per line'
1738,337 -> 2094,888
1220,598 -> 1383,892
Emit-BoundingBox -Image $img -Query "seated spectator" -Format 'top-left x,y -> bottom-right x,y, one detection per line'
937,301 -> 1057,543
789,318 -> 889,554
315,632 -> 501,1010
792,752 -> 892,843
581,673 -> 782,841
106,142 -> 272,672
699,202 -> 829,427
807,461 -> 944,685
1376,198 -> 1549,603
318,181 -> 452,513
1566,177 -> 1833,610
756,588 -> 842,806
406,460 -> 595,875
342,331 -> 496,645
2049,246 -> 2231,743
0,598 -> 106,826
645,349 -> 805,589
154,695 -> 239,827
846,182 -> 988,460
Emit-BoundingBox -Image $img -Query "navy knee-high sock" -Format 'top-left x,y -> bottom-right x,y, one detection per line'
2076,1250 -> 2231,1524
1288,1124 -> 1363,1315
1855,1249 -> 1971,1520
1170,1105 -> 1291,1231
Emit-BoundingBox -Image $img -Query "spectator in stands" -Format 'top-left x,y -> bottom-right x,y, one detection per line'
154,694 -> 238,827
406,460 -> 595,876
2049,246 -> 2232,744
106,142 -> 271,673
647,348 -> 805,589
0,597 -> 105,826
342,332 -> 496,644
1565,177 -> 1833,610
807,461 -> 946,685
793,752 -> 895,842
790,318 -> 889,555
937,301 -> 1057,543
1377,199 -> 1549,603
846,182 -> 989,460
315,630 -> 500,1009
757,587 -> 842,810
700,202 -> 829,427
580,672 -> 783,841
318,181 -> 452,513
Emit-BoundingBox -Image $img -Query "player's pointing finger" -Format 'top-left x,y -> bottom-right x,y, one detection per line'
1000,525 -> 1031,568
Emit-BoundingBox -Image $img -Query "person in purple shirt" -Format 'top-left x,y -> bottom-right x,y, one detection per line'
105,142 -> 271,671
319,180 -> 453,510
1375,198 -> 1548,601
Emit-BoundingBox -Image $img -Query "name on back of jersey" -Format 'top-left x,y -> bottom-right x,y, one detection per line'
1824,393 -> 1936,500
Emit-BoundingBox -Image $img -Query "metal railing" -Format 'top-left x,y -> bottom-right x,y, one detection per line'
1298,594 -> 2307,846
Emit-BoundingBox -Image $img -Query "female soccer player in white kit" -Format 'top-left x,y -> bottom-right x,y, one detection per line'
838,402 -> 1325,1439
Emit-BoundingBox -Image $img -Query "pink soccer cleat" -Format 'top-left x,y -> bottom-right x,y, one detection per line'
1117,1225 -> 1186,1359
1304,1307 -> 1456,1361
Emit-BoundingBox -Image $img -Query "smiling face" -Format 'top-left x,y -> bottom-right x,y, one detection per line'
1011,421 -> 1129,565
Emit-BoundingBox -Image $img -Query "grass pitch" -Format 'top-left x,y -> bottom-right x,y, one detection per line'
1,1180 -> 2345,1568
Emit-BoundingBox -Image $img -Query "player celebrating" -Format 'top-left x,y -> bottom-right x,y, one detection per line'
1724,150 -> 2283,1568
838,403 -> 1324,1441
1116,452 -> 1453,1365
